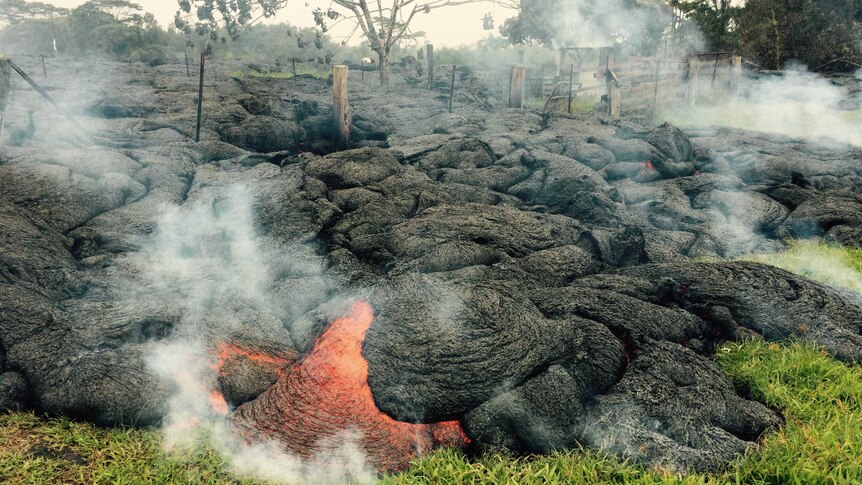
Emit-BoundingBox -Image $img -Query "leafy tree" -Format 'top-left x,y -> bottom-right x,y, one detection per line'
174,0 -> 485,85
173,0 -> 288,44
310,0 -> 482,85
67,1 -> 157,55
668,0 -> 741,51
499,0 -> 671,55
0,0 -> 68,27
208,23 -> 336,65
0,0 -> 70,54
738,0 -> 862,71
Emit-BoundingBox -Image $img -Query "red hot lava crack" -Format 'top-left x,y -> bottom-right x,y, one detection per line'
227,301 -> 470,471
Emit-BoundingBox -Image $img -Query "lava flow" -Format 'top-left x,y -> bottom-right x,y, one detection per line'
229,301 -> 470,472
213,342 -> 295,379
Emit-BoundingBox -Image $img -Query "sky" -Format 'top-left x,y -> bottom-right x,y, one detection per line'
45,0 -> 518,47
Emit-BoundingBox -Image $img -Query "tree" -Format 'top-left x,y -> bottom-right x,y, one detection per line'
174,0 -> 494,85
69,1 -> 154,29
0,0 -> 68,27
173,0 -> 288,45
311,0 -> 480,85
668,0 -> 741,52
64,1 -> 169,58
738,0 -> 862,71
499,0 -> 672,55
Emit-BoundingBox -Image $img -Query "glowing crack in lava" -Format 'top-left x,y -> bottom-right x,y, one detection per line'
229,301 -> 470,471
208,343 -> 297,417
214,342 -> 295,379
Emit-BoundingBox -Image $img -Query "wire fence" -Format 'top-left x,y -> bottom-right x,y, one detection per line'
412,49 -> 744,118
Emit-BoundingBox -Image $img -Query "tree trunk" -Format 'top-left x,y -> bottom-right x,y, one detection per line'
771,9 -> 782,70
378,51 -> 390,86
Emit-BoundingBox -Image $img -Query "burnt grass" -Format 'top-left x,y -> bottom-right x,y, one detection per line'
1,57 -> 862,476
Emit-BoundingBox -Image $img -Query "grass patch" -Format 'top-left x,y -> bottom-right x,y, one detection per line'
524,96 -> 596,113
3,241 -> 862,483
738,240 -> 862,293
5,339 -> 862,484
229,70 -> 329,80
0,413 -> 260,484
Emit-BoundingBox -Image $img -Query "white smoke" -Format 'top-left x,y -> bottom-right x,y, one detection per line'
741,241 -> 862,295
136,183 -> 375,484
545,0 -> 672,50
662,65 -> 862,147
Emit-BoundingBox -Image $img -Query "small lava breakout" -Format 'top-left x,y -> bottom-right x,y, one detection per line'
227,301 -> 470,471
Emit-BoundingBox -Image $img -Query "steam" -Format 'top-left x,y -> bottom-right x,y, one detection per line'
136,184 -> 374,484
662,65 -> 862,147
740,241 -> 862,295
647,63 -> 861,259
548,0 -> 671,50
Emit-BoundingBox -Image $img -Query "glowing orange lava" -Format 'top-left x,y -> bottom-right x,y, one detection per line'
213,343 -> 295,378
209,391 -> 229,416
230,301 -> 470,472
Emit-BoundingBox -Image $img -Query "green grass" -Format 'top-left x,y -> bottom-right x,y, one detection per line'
738,240 -> 862,293
525,95 -> 596,113
3,241 -> 862,484
228,70 -> 329,80
0,412 -> 259,484
6,339 -> 862,484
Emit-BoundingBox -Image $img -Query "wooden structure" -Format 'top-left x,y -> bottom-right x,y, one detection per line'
426,44 -> 435,90
508,66 -> 525,108
600,49 -> 621,118
613,57 -> 690,116
195,52 -> 205,142
332,65 -> 350,148
541,47 -> 612,113
686,53 -> 743,106
448,65 -> 457,113
0,57 -> 11,142
405,47 -> 746,119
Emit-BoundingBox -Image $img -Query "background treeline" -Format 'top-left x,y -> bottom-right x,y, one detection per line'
500,0 -> 862,72
671,0 -> 862,71
0,0 -> 344,66
1,0 -> 860,73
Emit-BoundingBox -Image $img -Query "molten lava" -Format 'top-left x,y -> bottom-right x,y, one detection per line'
209,391 -> 229,416
213,343 -> 294,378
229,301 -> 470,471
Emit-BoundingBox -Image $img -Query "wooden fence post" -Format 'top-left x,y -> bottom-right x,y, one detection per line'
0,57 -> 11,143
686,57 -> 701,107
292,57 -> 297,76
195,51 -> 205,142
558,48 -> 565,77
605,51 -> 621,118
567,64 -> 574,114
730,55 -> 742,95
332,65 -> 350,148
40,54 -> 47,77
449,65 -> 457,113
518,50 -> 525,65
538,65 -> 545,97
509,66 -> 525,108
652,59 -> 661,116
185,52 -> 190,77
710,53 -> 720,88
426,44 -> 434,89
